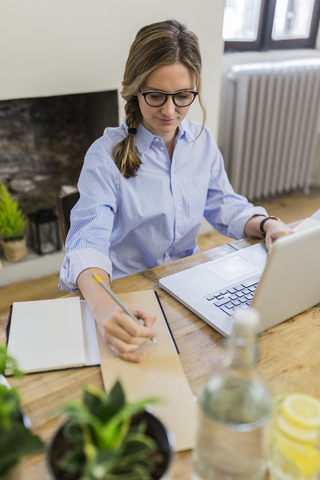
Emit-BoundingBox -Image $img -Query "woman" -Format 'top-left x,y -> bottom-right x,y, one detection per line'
59,19 -> 292,362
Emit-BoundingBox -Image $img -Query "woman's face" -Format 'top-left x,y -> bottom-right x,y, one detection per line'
137,63 -> 196,145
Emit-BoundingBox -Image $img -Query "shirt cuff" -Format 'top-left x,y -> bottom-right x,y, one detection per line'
227,207 -> 268,239
59,248 -> 113,293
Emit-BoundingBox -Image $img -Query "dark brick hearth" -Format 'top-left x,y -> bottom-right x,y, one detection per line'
0,90 -> 118,214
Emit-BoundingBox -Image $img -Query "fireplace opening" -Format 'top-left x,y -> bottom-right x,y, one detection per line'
0,90 -> 118,215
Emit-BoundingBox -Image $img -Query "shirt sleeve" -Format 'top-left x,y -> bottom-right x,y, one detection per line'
59,143 -> 120,292
203,141 -> 268,239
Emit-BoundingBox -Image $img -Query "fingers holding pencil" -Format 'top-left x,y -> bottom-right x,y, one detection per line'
77,268 -> 157,362
103,305 -> 157,345
94,296 -> 157,362
92,273 -> 158,345
103,303 -> 157,362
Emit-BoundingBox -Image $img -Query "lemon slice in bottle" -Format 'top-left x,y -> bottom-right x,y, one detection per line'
277,414 -> 318,442
272,440 -> 320,479
281,393 -> 320,428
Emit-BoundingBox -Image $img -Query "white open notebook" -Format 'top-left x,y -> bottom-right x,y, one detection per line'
7,297 -> 100,374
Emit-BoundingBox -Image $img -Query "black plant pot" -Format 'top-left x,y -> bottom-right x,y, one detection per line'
48,409 -> 174,480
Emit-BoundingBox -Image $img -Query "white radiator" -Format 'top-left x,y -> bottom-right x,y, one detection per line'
218,59 -> 320,200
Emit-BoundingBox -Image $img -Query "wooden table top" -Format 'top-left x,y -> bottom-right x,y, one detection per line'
1,235 -> 320,479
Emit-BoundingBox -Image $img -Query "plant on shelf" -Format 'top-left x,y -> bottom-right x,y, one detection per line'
48,380 -> 173,480
0,183 -> 26,241
0,344 -> 44,479
0,182 -> 27,262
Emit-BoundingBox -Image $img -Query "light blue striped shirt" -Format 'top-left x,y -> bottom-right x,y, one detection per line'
59,119 -> 267,292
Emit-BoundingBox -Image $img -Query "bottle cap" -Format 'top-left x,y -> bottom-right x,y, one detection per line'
233,307 -> 260,330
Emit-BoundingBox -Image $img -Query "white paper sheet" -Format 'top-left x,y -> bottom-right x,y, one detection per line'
7,297 -> 87,373
80,299 -> 100,366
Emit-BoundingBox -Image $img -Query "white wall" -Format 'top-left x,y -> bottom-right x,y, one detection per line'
0,0 -> 225,137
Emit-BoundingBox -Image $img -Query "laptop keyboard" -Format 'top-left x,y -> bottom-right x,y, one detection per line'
206,275 -> 262,316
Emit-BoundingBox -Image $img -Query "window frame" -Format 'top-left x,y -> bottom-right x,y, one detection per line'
224,0 -> 320,52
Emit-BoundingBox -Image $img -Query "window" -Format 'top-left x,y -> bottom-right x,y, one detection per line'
223,0 -> 320,52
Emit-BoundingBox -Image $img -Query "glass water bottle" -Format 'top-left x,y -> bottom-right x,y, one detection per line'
192,308 -> 271,480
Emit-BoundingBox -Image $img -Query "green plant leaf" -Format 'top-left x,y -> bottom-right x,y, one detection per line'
0,420 -> 44,478
63,403 -> 99,426
110,435 -> 156,471
86,447 -> 154,480
0,344 -> 23,377
95,414 -> 130,451
107,381 -> 126,412
0,183 -> 26,240
122,432 -> 157,457
0,345 -> 44,479
106,461 -> 154,480
0,386 -> 21,428
93,399 -> 159,451
83,386 -> 104,417
0,422 -> 44,456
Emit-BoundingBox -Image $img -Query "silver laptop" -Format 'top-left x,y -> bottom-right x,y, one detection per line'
159,224 -> 320,336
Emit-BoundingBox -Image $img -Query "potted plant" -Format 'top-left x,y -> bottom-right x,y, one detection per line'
0,182 -> 27,262
48,380 -> 173,480
0,344 -> 44,479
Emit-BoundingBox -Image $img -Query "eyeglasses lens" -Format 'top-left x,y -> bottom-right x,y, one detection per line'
145,92 -> 195,107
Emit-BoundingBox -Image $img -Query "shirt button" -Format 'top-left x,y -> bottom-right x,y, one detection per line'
160,147 -> 164,151
177,206 -> 181,210
177,233 -> 181,238
155,138 -> 159,142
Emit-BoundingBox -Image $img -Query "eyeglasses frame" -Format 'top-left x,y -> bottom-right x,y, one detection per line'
139,88 -> 198,107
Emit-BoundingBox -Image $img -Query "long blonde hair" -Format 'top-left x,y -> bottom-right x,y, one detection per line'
113,19 -> 206,179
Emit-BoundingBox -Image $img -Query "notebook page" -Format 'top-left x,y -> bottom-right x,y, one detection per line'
80,300 -> 100,366
7,297 -> 86,373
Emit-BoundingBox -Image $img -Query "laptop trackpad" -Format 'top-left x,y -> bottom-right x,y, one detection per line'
207,256 -> 259,282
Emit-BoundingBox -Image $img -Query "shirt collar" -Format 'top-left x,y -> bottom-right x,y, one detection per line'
176,120 -> 193,141
124,119 -> 197,155
135,123 -> 156,155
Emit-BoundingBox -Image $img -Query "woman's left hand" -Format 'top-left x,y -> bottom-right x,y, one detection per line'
244,215 -> 294,254
263,219 -> 294,254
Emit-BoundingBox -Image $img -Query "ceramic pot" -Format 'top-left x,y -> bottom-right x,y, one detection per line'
48,409 -> 174,480
1,237 -> 27,262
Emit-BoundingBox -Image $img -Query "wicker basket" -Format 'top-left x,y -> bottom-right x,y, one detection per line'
1,237 -> 28,263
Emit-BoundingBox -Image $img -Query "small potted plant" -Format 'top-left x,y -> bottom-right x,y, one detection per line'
0,182 -> 27,262
0,344 -> 44,479
48,380 -> 173,480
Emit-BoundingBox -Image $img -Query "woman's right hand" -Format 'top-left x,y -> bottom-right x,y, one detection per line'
77,268 -> 157,363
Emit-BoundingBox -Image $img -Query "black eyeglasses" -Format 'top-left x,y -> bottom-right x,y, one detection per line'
139,88 -> 198,107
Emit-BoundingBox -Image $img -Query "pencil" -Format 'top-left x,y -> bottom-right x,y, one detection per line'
91,272 -> 157,345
